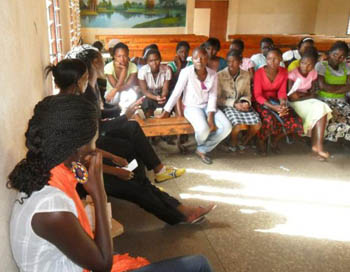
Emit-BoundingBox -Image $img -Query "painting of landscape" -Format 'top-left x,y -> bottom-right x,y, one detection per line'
80,0 -> 186,28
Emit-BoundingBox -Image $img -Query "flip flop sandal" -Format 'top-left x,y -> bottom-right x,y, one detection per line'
180,216 -> 207,225
228,145 -> 238,152
182,204 -> 217,224
195,152 -> 212,164
238,144 -> 246,151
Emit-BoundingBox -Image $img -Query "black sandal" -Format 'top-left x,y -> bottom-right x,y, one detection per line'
195,151 -> 212,164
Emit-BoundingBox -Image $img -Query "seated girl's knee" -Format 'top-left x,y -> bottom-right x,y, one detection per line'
196,127 -> 210,143
222,122 -> 233,137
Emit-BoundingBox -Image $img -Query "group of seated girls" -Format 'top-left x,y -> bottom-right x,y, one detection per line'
101,37 -> 349,162
248,37 -> 349,160
7,36 -> 350,271
8,44 -> 216,272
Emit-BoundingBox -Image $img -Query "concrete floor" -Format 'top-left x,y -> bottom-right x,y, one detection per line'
110,137 -> 350,272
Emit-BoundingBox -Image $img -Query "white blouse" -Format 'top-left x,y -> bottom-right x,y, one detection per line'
10,186 -> 82,272
138,64 -> 171,92
164,65 -> 218,113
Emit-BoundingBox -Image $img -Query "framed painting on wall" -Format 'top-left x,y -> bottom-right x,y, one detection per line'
80,0 -> 186,28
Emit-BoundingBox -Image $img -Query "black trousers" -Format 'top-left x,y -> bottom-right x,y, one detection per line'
103,171 -> 185,225
99,117 -> 160,171
96,120 -> 185,225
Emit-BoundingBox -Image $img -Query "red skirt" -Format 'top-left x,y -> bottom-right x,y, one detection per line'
253,103 -> 303,140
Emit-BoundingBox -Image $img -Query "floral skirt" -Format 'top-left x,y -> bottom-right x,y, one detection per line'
319,97 -> 350,142
254,103 -> 303,140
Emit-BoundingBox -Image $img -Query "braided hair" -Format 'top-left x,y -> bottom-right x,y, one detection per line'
7,94 -> 99,200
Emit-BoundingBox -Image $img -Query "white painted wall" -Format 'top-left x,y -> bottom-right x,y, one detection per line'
0,0 -> 55,270
193,8 -> 211,36
227,0 -> 319,36
227,0 -> 350,38
314,0 -> 350,36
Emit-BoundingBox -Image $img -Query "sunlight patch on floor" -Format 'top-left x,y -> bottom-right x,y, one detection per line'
181,168 -> 350,241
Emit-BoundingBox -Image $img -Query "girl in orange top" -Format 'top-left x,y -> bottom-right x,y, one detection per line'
8,95 -> 213,272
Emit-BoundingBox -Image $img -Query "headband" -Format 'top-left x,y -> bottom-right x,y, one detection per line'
65,44 -> 99,59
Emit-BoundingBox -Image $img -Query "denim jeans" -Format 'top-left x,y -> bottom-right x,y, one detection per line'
131,255 -> 213,272
184,106 -> 232,154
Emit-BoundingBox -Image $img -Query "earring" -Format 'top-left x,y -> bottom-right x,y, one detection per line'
71,161 -> 88,184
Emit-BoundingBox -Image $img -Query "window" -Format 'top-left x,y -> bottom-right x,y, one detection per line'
46,0 -> 63,65
347,15 -> 350,35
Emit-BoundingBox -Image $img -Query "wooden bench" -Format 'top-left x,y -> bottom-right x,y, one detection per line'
228,34 -> 350,53
133,115 -> 194,153
95,34 -> 210,61
96,34 -> 208,49
134,116 -> 194,137
134,115 -> 248,153
96,33 -> 350,61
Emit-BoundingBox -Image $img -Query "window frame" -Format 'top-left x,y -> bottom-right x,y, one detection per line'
46,0 -> 63,65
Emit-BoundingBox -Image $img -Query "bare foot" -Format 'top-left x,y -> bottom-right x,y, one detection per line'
312,146 -> 330,160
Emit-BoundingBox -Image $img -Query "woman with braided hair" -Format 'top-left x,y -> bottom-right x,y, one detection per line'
46,46 -> 216,225
8,94 -> 213,272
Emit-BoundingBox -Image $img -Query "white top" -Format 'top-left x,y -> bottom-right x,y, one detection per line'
163,65 -> 217,113
250,53 -> 285,71
240,58 -> 255,71
282,49 -> 301,62
10,186 -> 82,272
315,61 -> 350,77
137,64 -> 171,92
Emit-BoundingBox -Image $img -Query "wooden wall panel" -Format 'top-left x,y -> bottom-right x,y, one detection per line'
195,0 -> 228,40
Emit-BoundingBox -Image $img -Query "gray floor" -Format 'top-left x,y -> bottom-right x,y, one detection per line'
110,138 -> 350,272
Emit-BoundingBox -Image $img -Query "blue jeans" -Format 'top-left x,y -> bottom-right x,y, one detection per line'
131,255 -> 213,272
184,106 -> 232,154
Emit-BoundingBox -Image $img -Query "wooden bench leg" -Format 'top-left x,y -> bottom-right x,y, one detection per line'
176,136 -> 188,154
